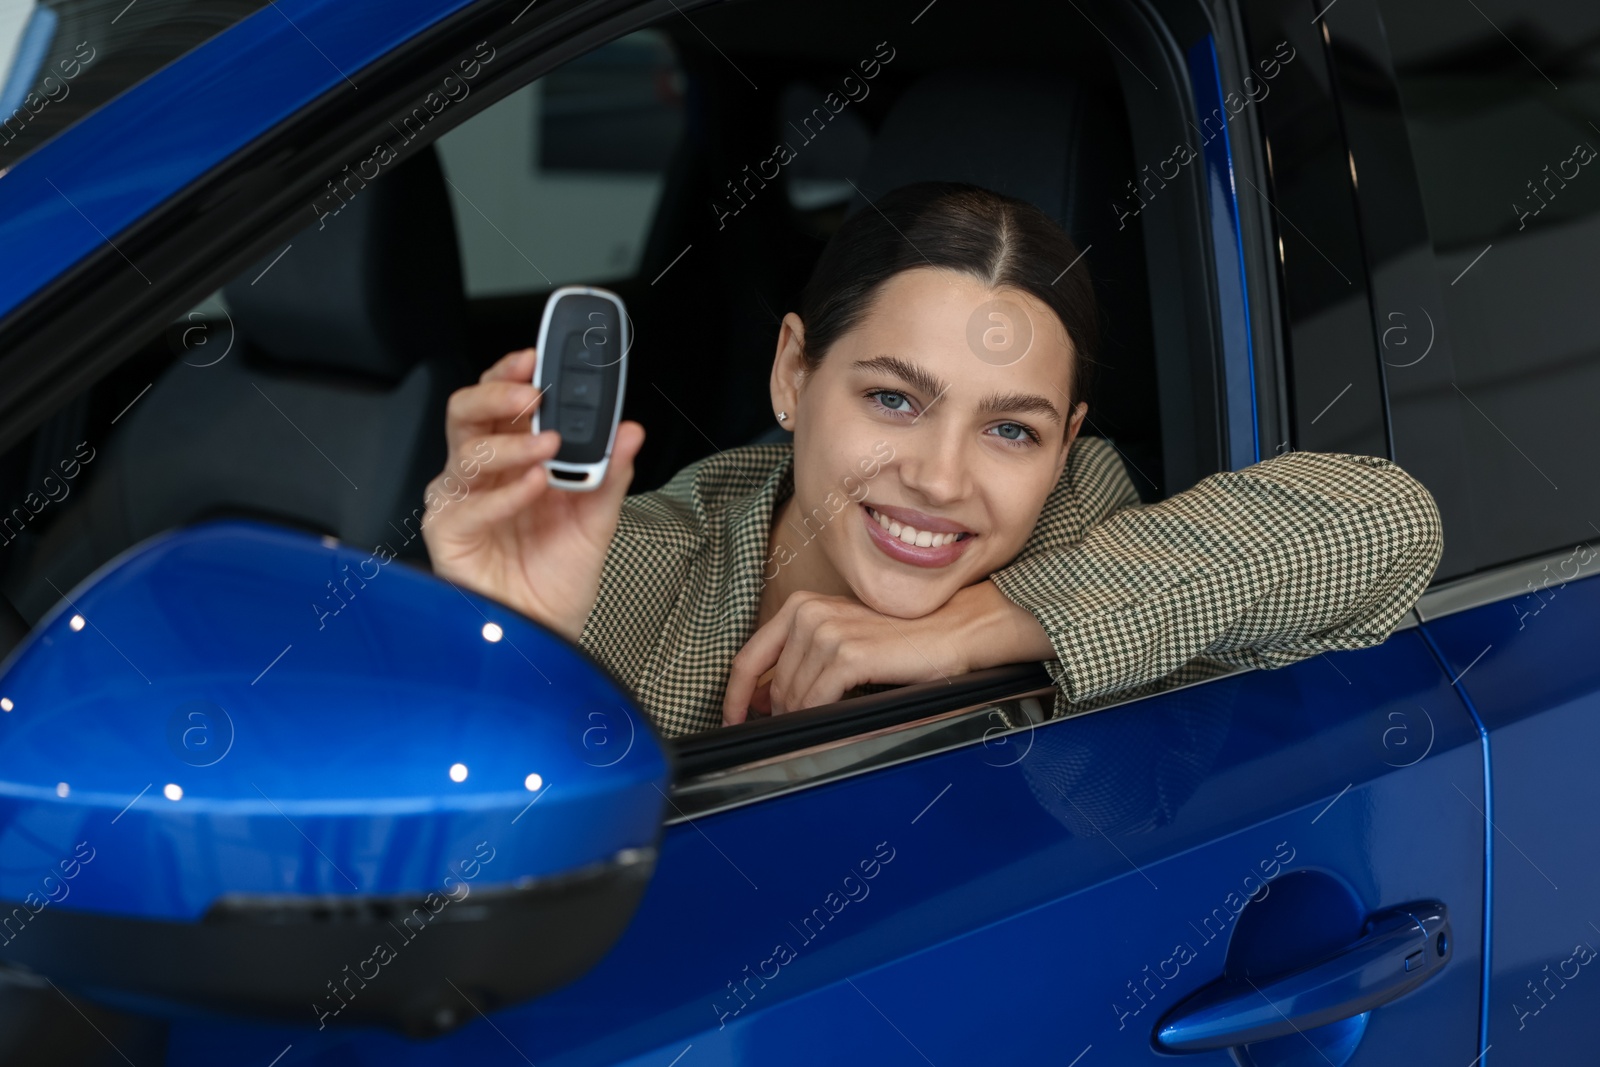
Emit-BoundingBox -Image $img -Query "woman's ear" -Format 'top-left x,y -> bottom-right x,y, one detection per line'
1057,401 -> 1088,477
769,312 -> 809,428
1064,401 -> 1088,449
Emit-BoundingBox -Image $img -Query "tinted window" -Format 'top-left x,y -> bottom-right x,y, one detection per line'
539,29 -> 683,174
1377,0 -> 1600,567
434,29 -> 684,293
0,0 -> 269,170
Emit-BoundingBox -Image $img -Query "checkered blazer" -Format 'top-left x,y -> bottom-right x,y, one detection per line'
577,437 -> 1443,739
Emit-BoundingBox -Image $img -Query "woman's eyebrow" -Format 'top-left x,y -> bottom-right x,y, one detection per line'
854,356 -> 1061,424
976,391 -> 1063,424
853,355 -> 947,400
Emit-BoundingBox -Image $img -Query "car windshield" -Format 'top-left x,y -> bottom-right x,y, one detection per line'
0,0 -> 269,172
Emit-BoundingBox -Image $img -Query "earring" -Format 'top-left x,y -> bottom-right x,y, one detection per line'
777,411 -> 789,422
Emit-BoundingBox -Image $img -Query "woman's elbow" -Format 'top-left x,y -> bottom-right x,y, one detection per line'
1302,452 -> 1444,572
1373,458 -> 1445,582
1343,457 -> 1445,632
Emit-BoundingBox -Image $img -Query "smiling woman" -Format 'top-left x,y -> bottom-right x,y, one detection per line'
758,181 -> 1101,629
420,182 -> 1444,738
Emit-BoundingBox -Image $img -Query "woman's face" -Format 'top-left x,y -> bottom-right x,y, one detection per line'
770,266 -> 1087,619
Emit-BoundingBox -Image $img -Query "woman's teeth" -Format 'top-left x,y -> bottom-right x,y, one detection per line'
865,506 -> 970,548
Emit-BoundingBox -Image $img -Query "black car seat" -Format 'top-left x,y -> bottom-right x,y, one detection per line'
7,146 -> 471,622
747,68 -> 1163,499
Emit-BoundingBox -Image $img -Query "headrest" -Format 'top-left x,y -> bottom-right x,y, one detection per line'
223,145 -> 466,383
849,69 -> 1085,227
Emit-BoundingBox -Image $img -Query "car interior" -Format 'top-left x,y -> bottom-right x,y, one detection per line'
0,0 -> 1231,738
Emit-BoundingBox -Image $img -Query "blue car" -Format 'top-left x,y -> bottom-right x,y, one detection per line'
0,0 -> 1595,1062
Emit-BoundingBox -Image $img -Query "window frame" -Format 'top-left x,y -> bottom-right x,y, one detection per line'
1100,0 -> 1241,495
1232,0 -> 1392,472
669,667 -> 1057,815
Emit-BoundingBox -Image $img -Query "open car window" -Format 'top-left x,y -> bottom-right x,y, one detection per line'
0,0 -> 1242,770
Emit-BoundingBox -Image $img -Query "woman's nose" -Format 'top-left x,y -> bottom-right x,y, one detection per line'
897,426 -> 973,506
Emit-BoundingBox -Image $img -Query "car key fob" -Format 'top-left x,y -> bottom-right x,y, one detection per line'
531,285 -> 630,491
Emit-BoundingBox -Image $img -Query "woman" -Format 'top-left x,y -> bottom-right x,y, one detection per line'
421,183 -> 1443,739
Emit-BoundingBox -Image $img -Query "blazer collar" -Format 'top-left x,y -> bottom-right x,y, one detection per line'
716,442 -> 797,638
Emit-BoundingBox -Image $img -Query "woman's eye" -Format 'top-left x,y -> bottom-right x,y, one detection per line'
991,422 -> 1040,446
869,390 -> 914,414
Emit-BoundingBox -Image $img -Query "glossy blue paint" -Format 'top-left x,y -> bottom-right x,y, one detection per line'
0,519 -> 667,922
0,0 -> 474,320
1417,623 -> 1494,1063
165,632 -> 1483,1065
1421,567 -> 1600,1065
1185,35 -> 1260,470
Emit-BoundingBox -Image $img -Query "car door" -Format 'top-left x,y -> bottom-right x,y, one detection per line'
171,642 -> 1484,1066
1313,0 -> 1600,1062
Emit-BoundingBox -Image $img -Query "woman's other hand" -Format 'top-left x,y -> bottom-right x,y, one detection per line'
420,347 -> 645,642
720,581 -> 1054,725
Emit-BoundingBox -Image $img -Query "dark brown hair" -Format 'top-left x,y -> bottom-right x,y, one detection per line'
797,182 -> 1098,410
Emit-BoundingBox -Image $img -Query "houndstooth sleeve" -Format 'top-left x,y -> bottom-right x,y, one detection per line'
987,440 -> 1444,715
575,463 -> 708,704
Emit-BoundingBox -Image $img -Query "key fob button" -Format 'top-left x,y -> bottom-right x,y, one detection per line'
561,370 -> 602,407
559,409 -> 596,441
561,330 -> 610,369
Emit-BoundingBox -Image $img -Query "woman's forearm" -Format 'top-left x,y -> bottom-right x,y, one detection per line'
940,579 -> 1056,671
988,451 -> 1443,709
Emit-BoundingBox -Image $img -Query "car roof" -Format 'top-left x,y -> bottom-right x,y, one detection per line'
0,0 -> 474,323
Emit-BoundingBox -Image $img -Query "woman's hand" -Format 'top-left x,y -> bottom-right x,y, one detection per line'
419,347 -> 645,642
721,581 -> 1056,725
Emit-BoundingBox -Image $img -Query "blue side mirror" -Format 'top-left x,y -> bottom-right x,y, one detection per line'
0,520 -> 669,1036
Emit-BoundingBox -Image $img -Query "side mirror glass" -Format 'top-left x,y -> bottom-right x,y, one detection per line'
0,520 -> 668,1036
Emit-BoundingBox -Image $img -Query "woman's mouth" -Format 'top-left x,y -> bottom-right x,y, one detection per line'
861,504 -> 976,568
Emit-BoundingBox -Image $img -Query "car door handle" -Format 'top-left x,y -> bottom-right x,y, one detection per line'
1154,902 -> 1451,1052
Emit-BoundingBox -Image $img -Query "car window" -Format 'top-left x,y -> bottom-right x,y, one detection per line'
433,29 -> 684,294
0,30 -> 689,631
1376,0 -> 1600,569
150,27 -> 687,382
0,0 -> 270,171
0,1 -> 1221,752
